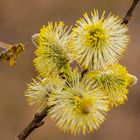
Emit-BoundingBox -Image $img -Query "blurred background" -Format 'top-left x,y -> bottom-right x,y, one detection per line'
0,0 -> 140,140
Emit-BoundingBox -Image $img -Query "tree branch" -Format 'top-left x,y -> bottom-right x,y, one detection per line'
15,106 -> 50,140
16,0 -> 139,140
122,0 -> 140,24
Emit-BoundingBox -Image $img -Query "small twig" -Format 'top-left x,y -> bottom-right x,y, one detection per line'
16,1 -> 139,140
15,106 -> 50,140
122,0 -> 140,24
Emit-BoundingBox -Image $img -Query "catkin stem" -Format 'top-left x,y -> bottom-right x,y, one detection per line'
15,106 -> 50,140
122,0 -> 139,24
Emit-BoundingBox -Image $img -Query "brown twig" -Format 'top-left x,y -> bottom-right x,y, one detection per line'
16,0 -> 139,140
15,106 -> 50,140
122,0 -> 140,24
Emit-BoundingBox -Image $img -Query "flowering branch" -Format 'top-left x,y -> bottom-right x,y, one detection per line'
15,0 -> 139,140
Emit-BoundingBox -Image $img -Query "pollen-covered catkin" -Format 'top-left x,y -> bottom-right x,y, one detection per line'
33,22 -> 71,77
69,10 -> 129,70
85,64 -> 137,107
48,68 -> 110,134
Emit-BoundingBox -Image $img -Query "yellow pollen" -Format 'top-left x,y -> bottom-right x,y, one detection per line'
74,95 -> 94,114
83,23 -> 109,48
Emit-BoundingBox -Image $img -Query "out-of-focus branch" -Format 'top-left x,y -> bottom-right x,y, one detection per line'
15,106 -> 50,140
16,0 -> 139,140
122,0 -> 140,24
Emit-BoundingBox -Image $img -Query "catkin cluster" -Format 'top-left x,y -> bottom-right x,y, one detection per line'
25,10 -> 137,135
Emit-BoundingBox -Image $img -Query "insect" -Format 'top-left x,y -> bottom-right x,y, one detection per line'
0,41 -> 25,65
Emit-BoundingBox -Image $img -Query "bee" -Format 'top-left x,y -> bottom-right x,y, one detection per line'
0,41 -> 25,65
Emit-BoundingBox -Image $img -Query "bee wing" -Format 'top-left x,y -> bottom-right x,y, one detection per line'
32,34 -> 39,47
0,41 -> 11,49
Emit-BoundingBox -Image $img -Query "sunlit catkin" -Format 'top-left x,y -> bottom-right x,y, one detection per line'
70,10 -> 129,70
